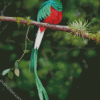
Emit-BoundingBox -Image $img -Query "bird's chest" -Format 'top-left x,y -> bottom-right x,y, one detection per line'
44,6 -> 63,24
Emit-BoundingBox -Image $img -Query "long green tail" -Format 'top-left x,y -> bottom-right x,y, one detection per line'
29,48 -> 49,100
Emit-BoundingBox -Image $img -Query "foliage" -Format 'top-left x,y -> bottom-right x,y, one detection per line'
0,0 -> 100,100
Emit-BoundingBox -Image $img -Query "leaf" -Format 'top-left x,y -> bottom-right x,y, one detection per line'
77,68 -> 82,74
2,69 -> 10,76
8,71 -> 13,79
14,69 -> 20,77
15,61 -> 18,69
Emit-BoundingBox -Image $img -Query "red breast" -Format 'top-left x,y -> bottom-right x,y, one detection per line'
40,6 -> 63,32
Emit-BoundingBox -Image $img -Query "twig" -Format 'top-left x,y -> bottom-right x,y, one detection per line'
16,25 -> 30,63
0,23 -> 8,34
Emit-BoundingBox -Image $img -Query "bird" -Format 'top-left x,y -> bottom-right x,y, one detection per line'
29,0 -> 63,100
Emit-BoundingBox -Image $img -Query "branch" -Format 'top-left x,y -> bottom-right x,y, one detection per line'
0,16 -> 100,43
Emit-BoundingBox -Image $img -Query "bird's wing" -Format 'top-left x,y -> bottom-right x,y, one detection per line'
37,2 -> 51,22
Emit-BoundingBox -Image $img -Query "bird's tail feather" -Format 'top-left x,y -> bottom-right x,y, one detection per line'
34,27 -> 45,49
29,48 -> 49,100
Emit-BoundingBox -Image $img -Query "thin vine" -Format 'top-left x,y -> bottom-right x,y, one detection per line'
16,25 -> 31,63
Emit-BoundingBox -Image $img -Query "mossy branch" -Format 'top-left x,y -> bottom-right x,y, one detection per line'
0,16 -> 100,43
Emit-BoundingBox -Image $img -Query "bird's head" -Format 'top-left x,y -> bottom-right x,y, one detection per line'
49,0 -> 62,11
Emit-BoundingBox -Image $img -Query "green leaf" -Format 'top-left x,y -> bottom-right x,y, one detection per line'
77,68 -> 82,74
65,81 -> 70,85
2,69 -> 10,76
8,71 -> 13,79
71,49 -> 80,57
15,61 -> 18,69
85,50 -> 96,58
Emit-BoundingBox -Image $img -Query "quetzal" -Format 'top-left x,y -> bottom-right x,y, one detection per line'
29,0 -> 63,100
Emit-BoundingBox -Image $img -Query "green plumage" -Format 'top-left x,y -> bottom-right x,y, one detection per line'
29,49 -> 49,100
37,4 -> 51,22
29,0 -> 63,100
37,0 -> 63,22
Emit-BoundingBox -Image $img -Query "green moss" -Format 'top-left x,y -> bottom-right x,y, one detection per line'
96,33 -> 100,43
14,17 -> 27,27
88,33 -> 92,40
27,19 -> 32,26
1,16 -> 3,19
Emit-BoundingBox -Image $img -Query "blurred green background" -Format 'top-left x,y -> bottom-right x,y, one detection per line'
0,0 -> 100,100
